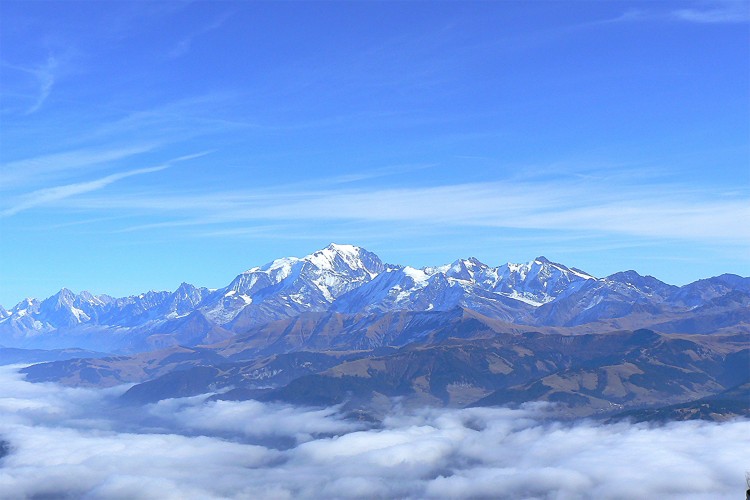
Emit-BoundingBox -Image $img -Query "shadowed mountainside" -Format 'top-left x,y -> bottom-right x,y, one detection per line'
22,319 -> 747,419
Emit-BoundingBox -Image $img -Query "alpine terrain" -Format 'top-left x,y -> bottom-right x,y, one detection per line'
4,243 -> 747,420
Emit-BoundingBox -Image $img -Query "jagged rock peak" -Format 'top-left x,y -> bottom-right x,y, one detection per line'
529,256 -> 595,280
174,282 -> 199,293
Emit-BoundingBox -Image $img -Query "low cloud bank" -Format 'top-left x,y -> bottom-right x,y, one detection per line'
0,365 -> 747,499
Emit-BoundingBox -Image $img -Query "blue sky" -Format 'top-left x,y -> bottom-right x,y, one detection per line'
1,1 -> 748,306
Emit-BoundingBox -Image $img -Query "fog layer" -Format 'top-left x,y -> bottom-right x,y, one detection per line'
0,365 -> 746,499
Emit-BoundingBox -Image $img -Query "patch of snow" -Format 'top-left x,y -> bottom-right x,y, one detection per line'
501,292 -> 543,307
562,266 -> 595,280
402,266 -> 429,283
69,306 -> 89,322
581,295 -> 604,311
289,293 -> 307,305
306,243 -> 366,273
423,264 -> 450,275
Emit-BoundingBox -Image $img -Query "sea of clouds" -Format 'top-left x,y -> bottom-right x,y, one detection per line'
0,364 -> 747,499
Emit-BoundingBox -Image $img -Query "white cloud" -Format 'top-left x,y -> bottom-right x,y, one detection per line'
0,365 -> 747,499
584,2 -> 749,26
0,144 -> 158,190
150,396 -> 360,442
0,166 -> 168,217
69,176 -> 750,245
1,151 -> 211,217
167,13 -> 232,59
673,2 -> 750,23
24,56 -> 58,115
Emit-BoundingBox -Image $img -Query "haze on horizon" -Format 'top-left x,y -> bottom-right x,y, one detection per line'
1,0 -> 748,306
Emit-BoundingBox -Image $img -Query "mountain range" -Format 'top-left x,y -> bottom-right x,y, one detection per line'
6,244 -> 749,420
2,243 -> 748,353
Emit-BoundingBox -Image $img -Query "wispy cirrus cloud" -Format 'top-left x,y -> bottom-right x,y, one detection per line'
1,151 -> 211,217
25,56 -> 58,115
64,174 -> 750,246
0,144 -> 159,190
672,1 -> 750,23
1,56 -> 61,115
167,13 -> 232,59
1,166 -> 168,217
584,1 -> 749,26
72,93 -> 264,147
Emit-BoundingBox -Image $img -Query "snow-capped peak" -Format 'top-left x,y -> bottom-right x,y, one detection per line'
446,257 -> 489,281
76,290 -> 108,306
50,288 -> 76,306
488,256 -> 597,304
12,297 -> 39,312
532,256 -> 595,280
202,244 -> 388,324
244,256 -> 299,275
402,266 -> 430,284
323,242 -> 361,256
304,243 -> 380,275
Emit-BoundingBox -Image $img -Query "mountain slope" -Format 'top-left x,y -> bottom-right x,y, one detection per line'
96,329 -> 749,418
609,380 -> 750,422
